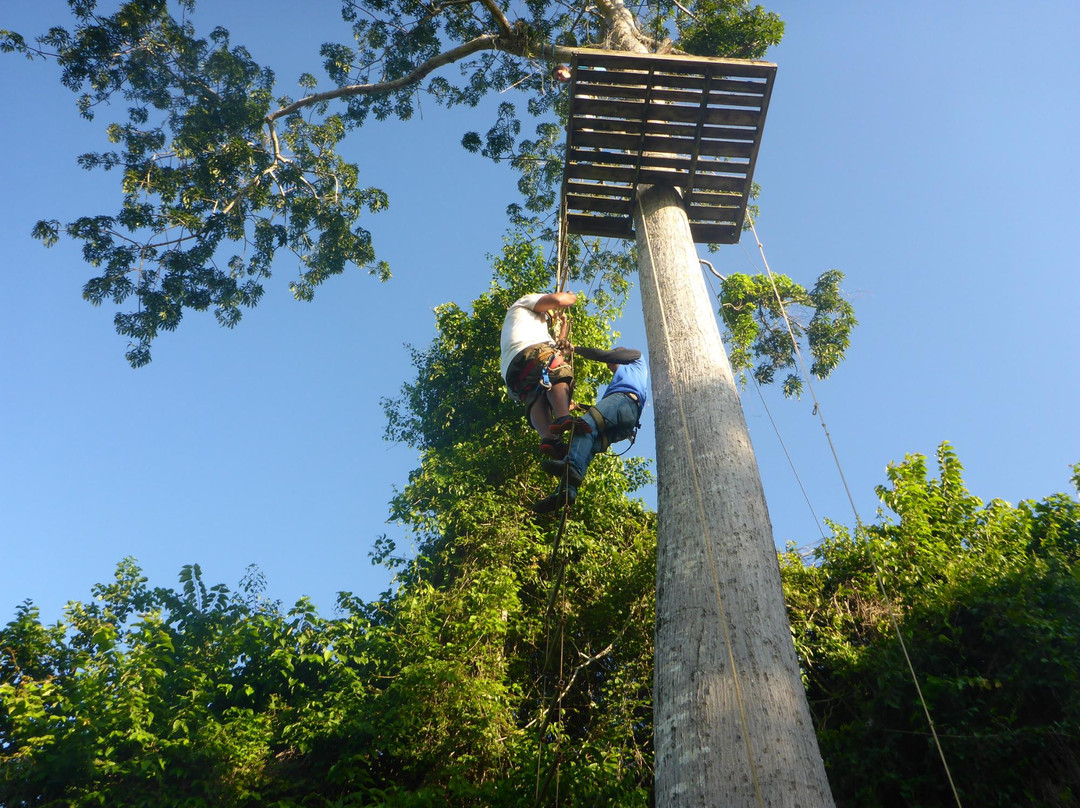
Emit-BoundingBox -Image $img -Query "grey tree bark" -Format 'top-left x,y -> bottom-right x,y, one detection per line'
635,185 -> 835,808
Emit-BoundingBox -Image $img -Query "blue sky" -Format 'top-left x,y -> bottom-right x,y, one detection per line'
2,1 -> 1078,623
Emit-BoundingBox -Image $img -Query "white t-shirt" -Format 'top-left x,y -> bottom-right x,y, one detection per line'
499,293 -> 554,379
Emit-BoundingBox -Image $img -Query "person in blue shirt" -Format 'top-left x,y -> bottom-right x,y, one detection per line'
533,346 -> 648,513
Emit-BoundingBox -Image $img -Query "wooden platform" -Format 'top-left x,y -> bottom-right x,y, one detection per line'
562,50 -> 776,244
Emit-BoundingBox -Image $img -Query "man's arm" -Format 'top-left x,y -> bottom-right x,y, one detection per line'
571,345 -> 642,364
531,291 -> 577,313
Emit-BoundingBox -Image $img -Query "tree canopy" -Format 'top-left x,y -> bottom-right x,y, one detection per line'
2,0 -> 784,366
782,445 -> 1080,807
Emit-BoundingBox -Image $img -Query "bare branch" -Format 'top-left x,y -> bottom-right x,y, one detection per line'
266,31 -> 579,123
267,34 -> 500,123
478,0 -> 513,34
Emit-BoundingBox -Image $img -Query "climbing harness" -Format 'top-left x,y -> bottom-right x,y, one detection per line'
584,393 -> 642,455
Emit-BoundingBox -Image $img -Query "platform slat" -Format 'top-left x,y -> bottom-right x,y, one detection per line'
575,50 -> 776,79
565,163 -> 747,193
565,180 -> 635,199
569,116 -> 757,143
573,97 -> 762,128
566,193 -> 634,215
573,82 -> 766,110
572,129 -> 756,159
566,213 -> 635,239
576,71 -> 768,97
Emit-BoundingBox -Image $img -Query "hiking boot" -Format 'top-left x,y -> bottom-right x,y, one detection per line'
540,458 -> 583,487
532,488 -> 576,514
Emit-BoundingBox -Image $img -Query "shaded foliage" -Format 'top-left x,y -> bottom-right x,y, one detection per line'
782,444 -> 1080,807
5,437 -> 1079,804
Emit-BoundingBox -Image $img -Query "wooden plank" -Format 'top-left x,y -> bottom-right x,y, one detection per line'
570,115 -> 757,144
687,204 -> 742,223
687,189 -> 743,207
569,148 -> 691,174
567,216 -> 742,245
685,172 -> 748,192
566,193 -> 633,215
689,222 -> 740,243
575,50 -> 776,80
573,97 -> 694,124
565,180 -> 635,199
566,162 -> 748,193
572,129 -> 755,159
570,148 -> 751,179
566,213 -> 634,238
576,69 -> 768,97
574,82 -> 764,111
573,97 -> 761,128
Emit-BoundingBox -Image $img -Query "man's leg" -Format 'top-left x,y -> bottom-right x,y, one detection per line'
528,395 -> 556,440
564,412 -> 598,481
545,381 -> 572,421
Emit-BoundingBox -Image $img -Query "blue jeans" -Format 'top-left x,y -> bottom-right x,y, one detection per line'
565,392 -> 641,496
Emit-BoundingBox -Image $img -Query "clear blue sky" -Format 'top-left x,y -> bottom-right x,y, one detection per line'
3,1 -> 1078,623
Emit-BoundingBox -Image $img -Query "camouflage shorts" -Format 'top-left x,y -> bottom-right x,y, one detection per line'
505,343 -> 574,412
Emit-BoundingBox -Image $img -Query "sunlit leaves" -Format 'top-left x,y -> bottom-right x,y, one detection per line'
780,445 -> 1080,807
677,0 -> 785,59
15,1 -> 389,366
719,268 -> 856,397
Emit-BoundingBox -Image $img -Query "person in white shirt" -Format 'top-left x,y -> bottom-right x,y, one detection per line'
499,291 -> 588,458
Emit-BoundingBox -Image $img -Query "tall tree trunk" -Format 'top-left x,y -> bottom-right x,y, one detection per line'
635,185 -> 835,808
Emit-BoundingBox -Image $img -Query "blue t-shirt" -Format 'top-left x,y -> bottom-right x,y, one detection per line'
604,357 -> 648,407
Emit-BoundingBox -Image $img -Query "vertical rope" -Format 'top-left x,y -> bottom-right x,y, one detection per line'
702,265 -> 828,543
555,194 -> 570,294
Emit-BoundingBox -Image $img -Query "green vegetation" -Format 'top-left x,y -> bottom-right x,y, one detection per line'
1,237 -> 658,807
783,445 -> 1080,807
3,255 -> 1078,804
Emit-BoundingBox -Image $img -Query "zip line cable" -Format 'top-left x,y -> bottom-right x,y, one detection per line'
702,267 -> 828,544
744,213 -> 965,808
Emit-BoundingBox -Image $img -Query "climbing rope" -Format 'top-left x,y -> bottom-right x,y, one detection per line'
533,504 -> 570,806
533,327 -> 577,808
638,211 -> 768,808
744,212 -> 965,808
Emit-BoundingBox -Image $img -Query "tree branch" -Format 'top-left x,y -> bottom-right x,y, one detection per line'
267,34 -> 500,122
478,0 -> 512,35
592,0 -> 650,53
266,30 -> 578,123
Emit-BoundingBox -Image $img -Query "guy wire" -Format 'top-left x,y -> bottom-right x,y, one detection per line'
745,212 -> 964,808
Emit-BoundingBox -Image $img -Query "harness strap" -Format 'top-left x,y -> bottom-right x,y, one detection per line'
586,406 -> 609,452
515,348 -> 565,402
587,392 -> 644,456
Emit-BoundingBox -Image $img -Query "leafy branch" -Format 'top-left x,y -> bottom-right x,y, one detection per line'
719,268 -> 857,397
